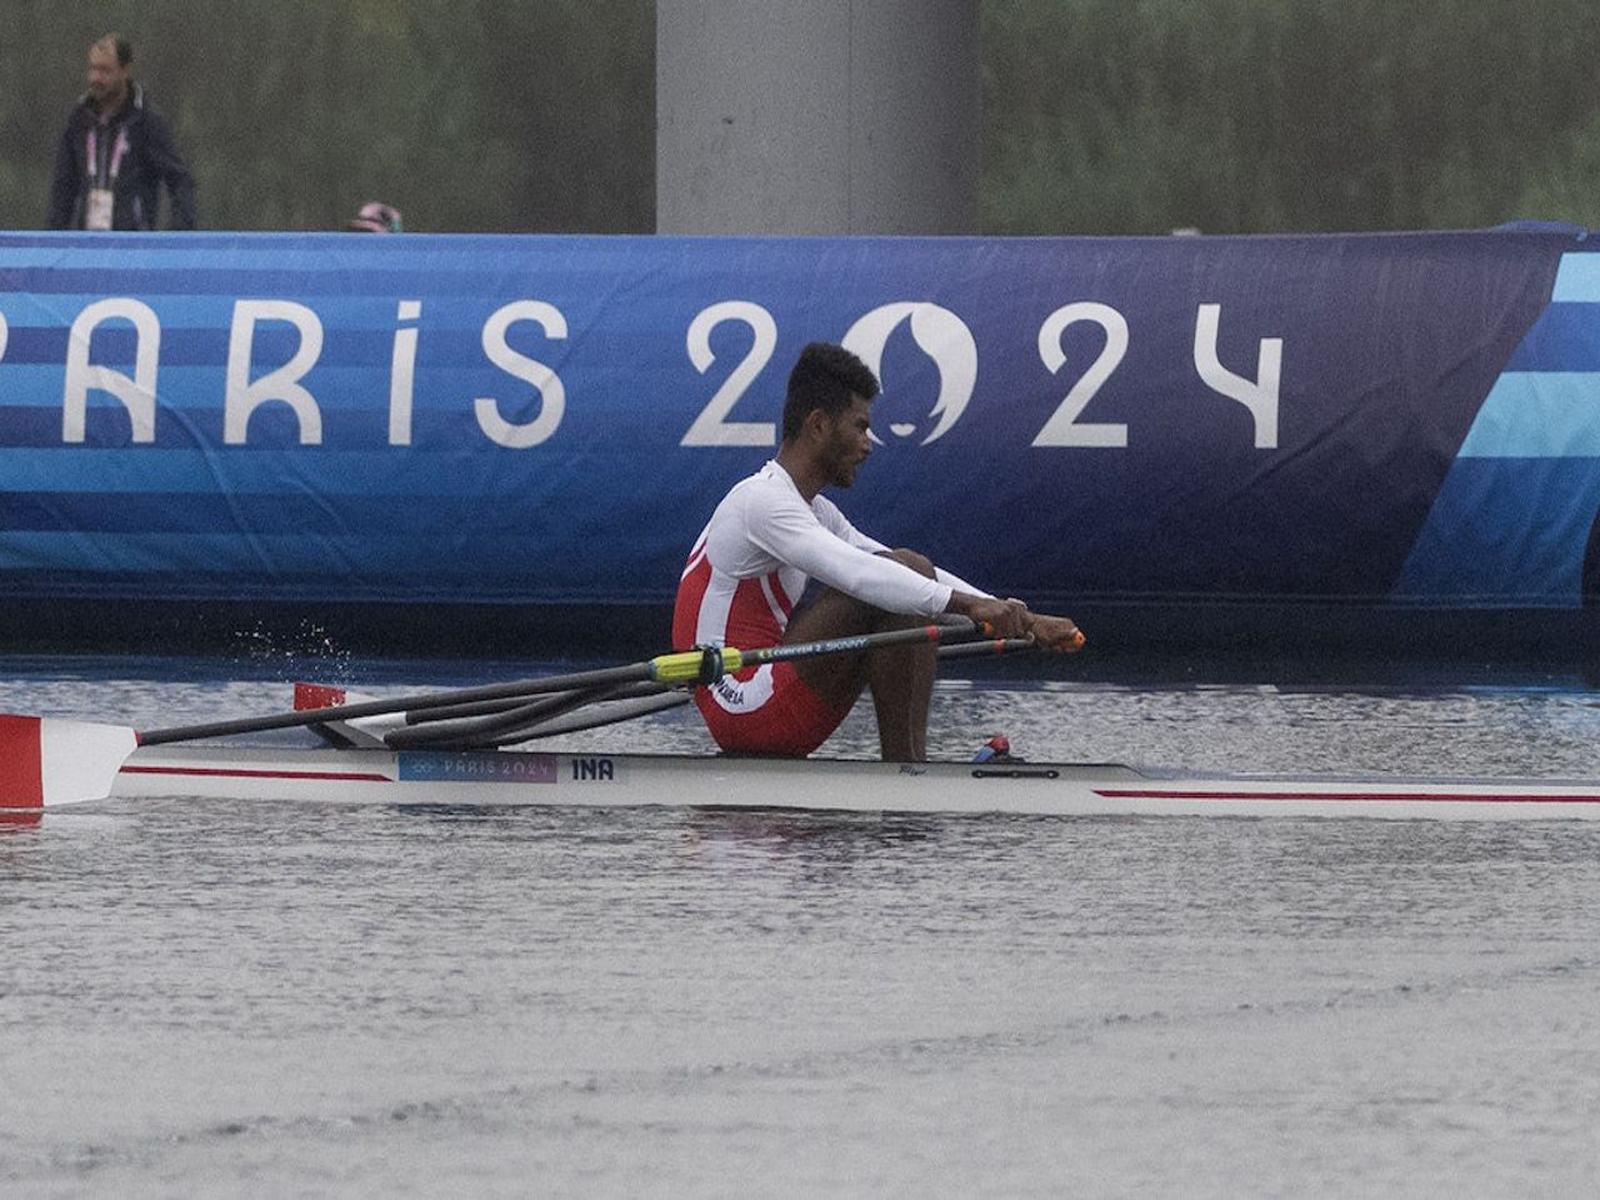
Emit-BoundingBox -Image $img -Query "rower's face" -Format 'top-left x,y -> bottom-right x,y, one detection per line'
822,394 -> 874,487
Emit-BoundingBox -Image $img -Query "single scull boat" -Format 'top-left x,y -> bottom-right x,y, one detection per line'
5,624 -> 1597,819
103,740 -> 1600,820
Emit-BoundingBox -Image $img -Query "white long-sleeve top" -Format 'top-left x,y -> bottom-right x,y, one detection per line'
673,460 -> 986,651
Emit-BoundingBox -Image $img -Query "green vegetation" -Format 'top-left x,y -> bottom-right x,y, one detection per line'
3,1 -> 1597,234
982,0 -> 1600,233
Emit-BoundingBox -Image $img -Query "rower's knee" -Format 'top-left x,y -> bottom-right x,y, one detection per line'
878,547 -> 935,578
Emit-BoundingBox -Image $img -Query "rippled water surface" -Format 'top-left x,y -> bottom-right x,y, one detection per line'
3,658 -> 1598,1197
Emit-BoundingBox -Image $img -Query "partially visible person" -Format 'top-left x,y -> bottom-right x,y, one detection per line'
673,341 -> 1082,763
48,33 -> 196,231
347,201 -> 402,233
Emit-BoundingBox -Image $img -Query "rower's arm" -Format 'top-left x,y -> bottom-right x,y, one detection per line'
754,499 -> 952,615
818,499 -> 990,600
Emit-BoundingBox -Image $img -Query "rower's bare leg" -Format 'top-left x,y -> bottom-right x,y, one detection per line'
785,549 -> 939,762
866,622 -> 936,761
863,550 -> 938,761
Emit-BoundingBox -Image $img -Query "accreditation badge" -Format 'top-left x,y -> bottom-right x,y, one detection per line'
85,188 -> 115,231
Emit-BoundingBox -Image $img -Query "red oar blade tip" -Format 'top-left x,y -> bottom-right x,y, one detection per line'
0,714 -> 139,809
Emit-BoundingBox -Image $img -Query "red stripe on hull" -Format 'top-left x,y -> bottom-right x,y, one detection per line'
1095,789 -> 1600,805
120,765 -> 391,784
0,715 -> 44,808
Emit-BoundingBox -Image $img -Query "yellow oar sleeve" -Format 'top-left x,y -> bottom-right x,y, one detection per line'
649,646 -> 745,685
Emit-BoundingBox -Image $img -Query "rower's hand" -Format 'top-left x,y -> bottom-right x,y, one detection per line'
959,595 -> 1032,639
1024,612 -> 1084,652
950,594 -> 1085,651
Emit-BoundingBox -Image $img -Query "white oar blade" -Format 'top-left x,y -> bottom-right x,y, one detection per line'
0,714 -> 138,809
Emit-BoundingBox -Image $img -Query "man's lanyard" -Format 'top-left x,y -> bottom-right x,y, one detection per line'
85,124 -> 131,187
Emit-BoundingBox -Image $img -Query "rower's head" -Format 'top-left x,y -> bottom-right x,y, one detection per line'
782,343 -> 880,488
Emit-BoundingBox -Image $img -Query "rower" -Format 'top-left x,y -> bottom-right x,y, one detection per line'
672,341 -> 1082,762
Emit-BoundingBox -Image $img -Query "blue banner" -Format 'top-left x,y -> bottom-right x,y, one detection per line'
0,227 -> 1594,626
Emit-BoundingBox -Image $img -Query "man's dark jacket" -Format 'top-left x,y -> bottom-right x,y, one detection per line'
48,83 -> 197,230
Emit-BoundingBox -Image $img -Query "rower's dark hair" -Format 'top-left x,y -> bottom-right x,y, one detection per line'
781,342 -> 879,441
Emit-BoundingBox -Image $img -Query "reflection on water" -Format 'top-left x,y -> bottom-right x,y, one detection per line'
2,658 -> 1599,1197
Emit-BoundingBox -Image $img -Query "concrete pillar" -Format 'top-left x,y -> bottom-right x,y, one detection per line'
656,0 -> 979,235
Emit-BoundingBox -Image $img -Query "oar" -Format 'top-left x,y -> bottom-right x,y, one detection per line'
502,691 -> 692,740
401,640 -> 1030,731
0,713 -> 138,811
385,680 -> 641,750
135,620 -> 991,747
401,679 -> 673,725
387,635 -> 1041,751
0,621 -> 999,807
936,637 -> 1036,661
3,624 -> 1072,809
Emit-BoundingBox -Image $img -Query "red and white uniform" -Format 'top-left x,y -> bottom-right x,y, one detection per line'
673,461 -> 984,754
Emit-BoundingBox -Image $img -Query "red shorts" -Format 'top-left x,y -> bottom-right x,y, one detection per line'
695,661 -> 853,757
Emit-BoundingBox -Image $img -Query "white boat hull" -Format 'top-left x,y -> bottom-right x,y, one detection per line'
109,745 -> 1600,820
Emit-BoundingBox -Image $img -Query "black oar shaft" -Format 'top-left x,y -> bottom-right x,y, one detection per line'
393,637 -> 1027,750
137,662 -> 655,746
404,679 -> 671,726
384,681 -> 634,750
936,637 -> 1035,660
135,618 -> 990,747
733,622 -> 971,673
490,693 -> 692,741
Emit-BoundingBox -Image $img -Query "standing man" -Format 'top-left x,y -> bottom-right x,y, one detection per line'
674,342 -> 1082,762
48,34 -> 196,231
